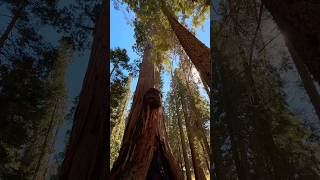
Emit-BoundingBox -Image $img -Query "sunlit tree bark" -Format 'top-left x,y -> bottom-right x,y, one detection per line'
110,43 -> 182,180
160,0 -> 210,87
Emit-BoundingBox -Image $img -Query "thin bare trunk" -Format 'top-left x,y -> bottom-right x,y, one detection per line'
212,41 -> 245,180
33,104 -> 58,180
172,80 -> 192,180
176,113 -> 192,180
181,59 -> 211,161
110,77 -> 132,134
180,91 -> 206,180
244,62 -> 293,179
170,66 -> 192,180
199,140 -> 210,172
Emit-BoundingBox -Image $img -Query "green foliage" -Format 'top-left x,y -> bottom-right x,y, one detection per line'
0,36 -> 73,178
211,1 -> 320,176
118,0 -> 208,67
0,0 -> 104,178
164,58 -> 210,177
110,47 -> 134,169
110,48 -> 135,129
110,76 -> 131,169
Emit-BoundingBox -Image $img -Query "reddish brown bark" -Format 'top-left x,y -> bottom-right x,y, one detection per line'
59,0 -> 108,179
160,1 -> 211,87
261,0 -> 320,84
110,43 -> 182,180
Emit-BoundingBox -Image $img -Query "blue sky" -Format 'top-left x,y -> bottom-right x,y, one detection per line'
49,2 -> 210,176
110,3 -> 210,112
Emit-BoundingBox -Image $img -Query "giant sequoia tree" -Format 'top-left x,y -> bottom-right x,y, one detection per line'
110,38 -> 181,179
118,0 -> 211,87
59,0 -> 109,179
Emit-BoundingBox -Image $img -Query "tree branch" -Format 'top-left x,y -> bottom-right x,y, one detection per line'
248,3 -> 263,67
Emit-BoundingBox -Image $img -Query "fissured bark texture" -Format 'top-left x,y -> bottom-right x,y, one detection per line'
110,43 -> 182,180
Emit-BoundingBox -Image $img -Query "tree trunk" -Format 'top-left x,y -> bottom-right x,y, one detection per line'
179,86 -> 206,180
243,62 -> 293,179
183,59 -> 211,162
110,77 -> 131,169
110,77 -> 132,134
32,103 -> 58,180
176,112 -> 192,180
59,0 -> 109,179
160,0 -> 210,87
210,121 -> 225,180
217,61 -> 251,179
0,1 -> 28,49
19,103 -> 61,179
110,43 -> 182,180
285,36 -> 320,121
176,140 -> 185,178
215,59 -> 251,180
186,92 -> 210,161
261,0 -> 320,84
199,140 -> 210,173
172,75 -> 192,180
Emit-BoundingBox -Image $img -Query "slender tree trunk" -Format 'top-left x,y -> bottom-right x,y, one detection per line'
19,104 -> 61,179
59,0 -> 109,179
243,62 -> 293,179
216,62 -> 251,180
0,1 -> 27,49
110,77 -> 131,169
285,37 -> 320,121
176,140 -> 185,178
210,122 -> 225,180
110,43 -> 182,180
43,114 -> 61,179
212,41 -> 249,180
176,112 -> 192,180
187,94 -> 210,160
110,77 -> 132,134
172,78 -> 192,180
179,55 -> 211,161
218,63 -> 251,180
179,87 -> 206,180
160,0 -> 210,87
33,103 -> 58,180
261,0 -> 320,84
199,140 -> 210,173
210,21 -> 227,179
171,66 -> 192,180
